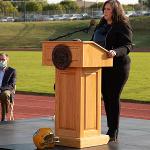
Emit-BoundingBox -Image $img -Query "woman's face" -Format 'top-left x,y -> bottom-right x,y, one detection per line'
103,3 -> 113,24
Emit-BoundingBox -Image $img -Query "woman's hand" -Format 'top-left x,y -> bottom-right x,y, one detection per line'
107,50 -> 116,58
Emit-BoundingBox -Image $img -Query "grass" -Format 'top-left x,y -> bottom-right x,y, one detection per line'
121,52 -> 150,102
4,51 -> 55,94
0,17 -> 149,102
0,16 -> 150,49
1,51 -> 150,102
130,16 -> 150,48
133,31 -> 150,48
0,21 -> 90,48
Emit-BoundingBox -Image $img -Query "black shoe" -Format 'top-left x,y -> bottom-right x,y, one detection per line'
1,115 -> 7,122
1,118 -> 7,122
106,129 -> 118,142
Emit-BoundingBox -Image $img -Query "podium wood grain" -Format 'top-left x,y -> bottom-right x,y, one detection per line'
42,41 -> 113,148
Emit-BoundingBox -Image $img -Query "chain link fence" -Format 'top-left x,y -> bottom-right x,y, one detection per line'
0,8 -> 150,22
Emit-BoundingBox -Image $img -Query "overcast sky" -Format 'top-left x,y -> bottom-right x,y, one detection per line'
48,0 -> 139,5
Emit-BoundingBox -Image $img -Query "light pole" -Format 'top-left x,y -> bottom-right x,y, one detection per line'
84,0 -> 86,13
96,0 -> 98,10
23,0 -> 26,22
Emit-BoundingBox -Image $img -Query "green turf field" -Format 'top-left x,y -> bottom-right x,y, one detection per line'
1,51 -> 150,102
5,51 -> 55,94
121,52 -> 150,102
0,17 -> 149,102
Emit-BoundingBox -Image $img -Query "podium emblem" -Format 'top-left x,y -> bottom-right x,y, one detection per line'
52,44 -> 72,70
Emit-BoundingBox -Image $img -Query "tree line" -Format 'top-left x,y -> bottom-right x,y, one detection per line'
0,0 -> 150,15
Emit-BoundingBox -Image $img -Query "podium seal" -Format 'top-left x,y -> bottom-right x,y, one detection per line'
52,44 -> 72,70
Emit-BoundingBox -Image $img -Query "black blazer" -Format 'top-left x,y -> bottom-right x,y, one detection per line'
1,67 -> 16,94
107,22 -> 133,66
92,21 -> 133,66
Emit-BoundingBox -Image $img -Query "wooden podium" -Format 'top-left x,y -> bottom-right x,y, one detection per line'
42,41 -> 113,148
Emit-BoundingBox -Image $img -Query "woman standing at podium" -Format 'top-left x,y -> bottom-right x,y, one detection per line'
91,0 -> 133,142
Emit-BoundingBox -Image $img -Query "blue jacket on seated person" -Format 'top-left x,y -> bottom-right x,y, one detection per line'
0,53 -> 16,121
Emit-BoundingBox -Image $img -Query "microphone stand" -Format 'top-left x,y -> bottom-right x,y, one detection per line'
48,27 -> 89,41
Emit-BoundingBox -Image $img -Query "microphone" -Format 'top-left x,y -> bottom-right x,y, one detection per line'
86,19 -> 96,33
48,19 -> 96,41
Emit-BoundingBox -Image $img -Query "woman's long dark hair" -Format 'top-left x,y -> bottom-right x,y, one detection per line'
99,0 -> 129,25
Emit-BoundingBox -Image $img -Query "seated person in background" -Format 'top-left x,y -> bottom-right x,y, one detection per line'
0,53 -> 16,121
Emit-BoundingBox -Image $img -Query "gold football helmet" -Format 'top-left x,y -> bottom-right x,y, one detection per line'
33,128 -> 59,149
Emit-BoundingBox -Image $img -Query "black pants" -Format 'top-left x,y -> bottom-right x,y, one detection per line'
102,63 -> 130,130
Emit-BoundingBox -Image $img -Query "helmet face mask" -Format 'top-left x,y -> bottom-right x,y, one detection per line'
43,133 -> 54,143
33,128 -> 59,149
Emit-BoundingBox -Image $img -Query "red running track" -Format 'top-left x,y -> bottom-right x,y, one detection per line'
1,94 -> 150,120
